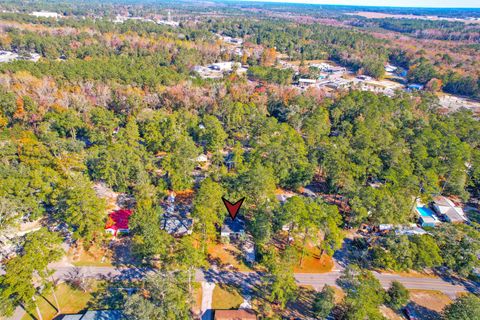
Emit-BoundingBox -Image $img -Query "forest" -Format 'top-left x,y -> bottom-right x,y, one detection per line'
0,2 -> 479,319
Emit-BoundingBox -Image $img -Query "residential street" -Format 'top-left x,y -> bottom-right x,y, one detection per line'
50,265 -> 477,299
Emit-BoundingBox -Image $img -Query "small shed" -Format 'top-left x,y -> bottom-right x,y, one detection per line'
242,238 -> 256,264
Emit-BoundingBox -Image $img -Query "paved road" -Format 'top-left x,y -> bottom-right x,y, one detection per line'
51,265 -> 475,299
5,265 -> 471,320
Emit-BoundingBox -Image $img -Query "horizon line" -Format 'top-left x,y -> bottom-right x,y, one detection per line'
223,0 -> 480,9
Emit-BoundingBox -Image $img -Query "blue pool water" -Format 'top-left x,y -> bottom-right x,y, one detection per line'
417,206 -> 435,217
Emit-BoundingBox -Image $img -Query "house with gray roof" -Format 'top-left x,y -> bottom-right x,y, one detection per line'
432,196 -> 467,223
61,310 -> 125,320
220,217 -> 245,238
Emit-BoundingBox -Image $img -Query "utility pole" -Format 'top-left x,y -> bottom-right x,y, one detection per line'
32,296 -> 43,320
51,276 -> 61,314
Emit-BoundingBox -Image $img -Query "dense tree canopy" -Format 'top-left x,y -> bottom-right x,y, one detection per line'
0,4 -> 479,318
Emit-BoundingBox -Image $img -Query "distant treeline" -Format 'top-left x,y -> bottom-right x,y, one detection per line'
353,18 -> 480,42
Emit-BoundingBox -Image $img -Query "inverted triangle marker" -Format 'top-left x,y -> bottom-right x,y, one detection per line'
222,197 -> 245,221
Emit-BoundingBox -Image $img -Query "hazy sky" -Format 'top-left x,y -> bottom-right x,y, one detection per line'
244,0 -> 480,8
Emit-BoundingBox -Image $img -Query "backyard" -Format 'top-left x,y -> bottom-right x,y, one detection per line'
21,282 -> 100,320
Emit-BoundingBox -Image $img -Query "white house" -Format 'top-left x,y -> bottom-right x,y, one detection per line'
31,11 -> 60,19
209,62 -> 241,72
385,64 -> 398,73
195,154 -> 208,163
395,225 -> 427,236
220,218 -> 245,238
298,78 -> 317,88
0,51 -> 18,63
432,196 -> 467,223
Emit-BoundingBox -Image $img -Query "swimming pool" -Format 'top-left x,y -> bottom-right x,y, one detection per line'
417,206 -> 440,227
417,206 -> 435,218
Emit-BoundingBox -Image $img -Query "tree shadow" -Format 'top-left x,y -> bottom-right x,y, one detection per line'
39,293 -> 58,313
201,309 -> 213,320
433,268 -> 480,295
283,286 -> 316,320
224,247 -> 244,270
86,277 -> 136,310
201,268 -> 264,296
110,238 -> 142,267
216,282 -> 242,297
407,302 -> 442,320
20,303 -> 38,320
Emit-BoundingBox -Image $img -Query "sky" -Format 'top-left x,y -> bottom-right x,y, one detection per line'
242,0 -> 480,8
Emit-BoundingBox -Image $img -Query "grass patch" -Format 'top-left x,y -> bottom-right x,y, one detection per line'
211,285 -> 243,310
207,242 -> 251,271
21,282 -> 98,320
192,282 -> 203,316
68,244 -> 113,267
379,270 -> 437,278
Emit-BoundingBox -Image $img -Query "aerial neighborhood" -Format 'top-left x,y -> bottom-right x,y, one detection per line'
0,1 -> 479,320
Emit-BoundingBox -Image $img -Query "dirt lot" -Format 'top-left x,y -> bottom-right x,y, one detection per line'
207,241 -> 252,271
408,290 -> 453,320
192,283 -> 202,318
438,93 -> 480,114
293,250 -> 334,274
271,233 -> 335,273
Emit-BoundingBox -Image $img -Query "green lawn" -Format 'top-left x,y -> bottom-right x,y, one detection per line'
21,283 -> 96,320
211,285 -> 243,310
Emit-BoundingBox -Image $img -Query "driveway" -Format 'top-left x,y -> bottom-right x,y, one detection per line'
201,282 -> 215,320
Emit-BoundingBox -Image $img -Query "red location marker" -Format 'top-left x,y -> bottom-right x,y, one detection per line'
222,197 -> 245,221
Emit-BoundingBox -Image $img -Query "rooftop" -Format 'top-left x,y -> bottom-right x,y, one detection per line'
62,310 -> 125,320
214,309 -> 257,320
298,78 -> 317,83
105,209 -> 132,231
395,226 -> 427,236
161,214 -> 193,236
433,196 -> 466,223
221,217 -> 245,235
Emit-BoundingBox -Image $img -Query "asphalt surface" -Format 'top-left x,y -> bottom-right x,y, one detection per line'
3,264 -> 474,320
51,265 -> 475,298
